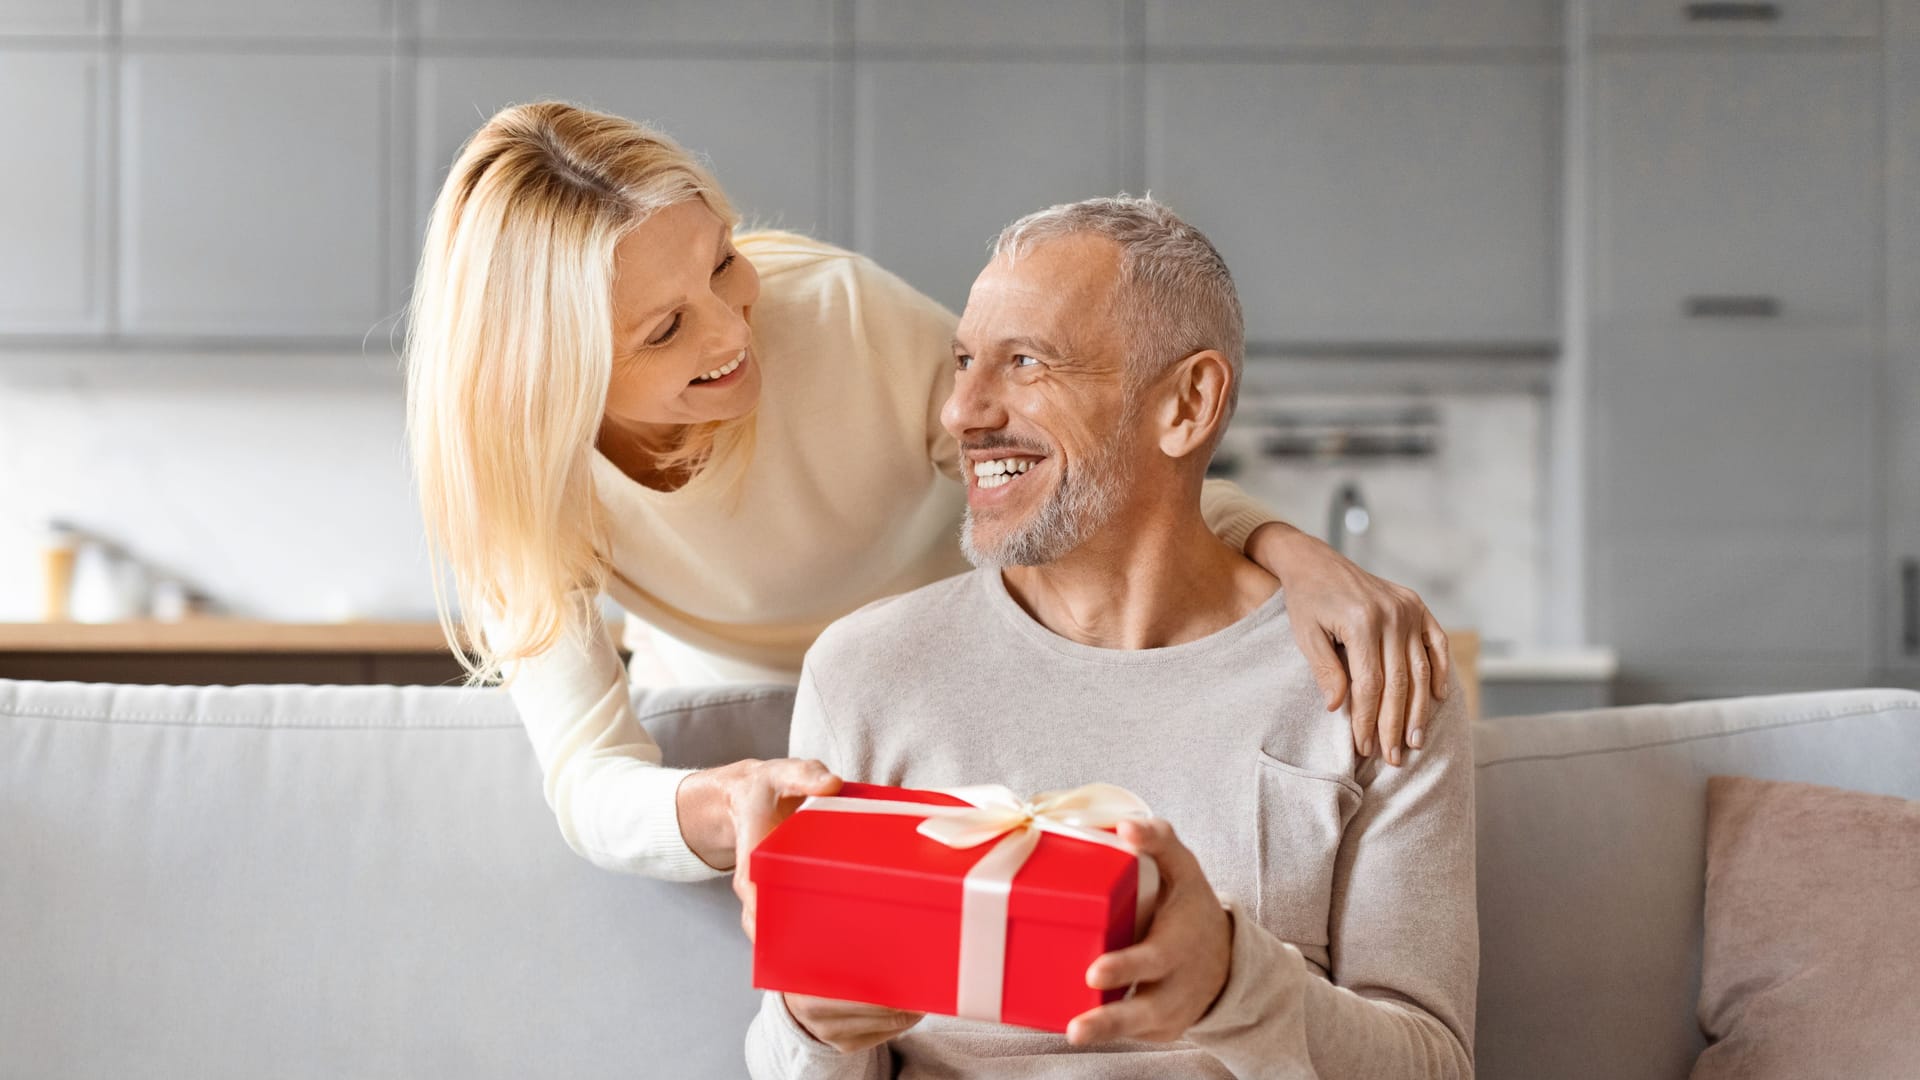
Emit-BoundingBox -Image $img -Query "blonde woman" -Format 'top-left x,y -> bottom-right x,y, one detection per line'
406,102 -> 1454,888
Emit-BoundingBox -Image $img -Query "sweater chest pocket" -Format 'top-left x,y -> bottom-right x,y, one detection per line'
1251,751 -> 1363,948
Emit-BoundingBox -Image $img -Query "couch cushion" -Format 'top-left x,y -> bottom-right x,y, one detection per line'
1472,689 -> 1920,1080
1692,776 -> 1920,1079
0,678 -> 795,1080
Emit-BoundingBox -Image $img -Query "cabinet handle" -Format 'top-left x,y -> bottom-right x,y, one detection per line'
1903,558 -> 1919,656
1684,295 -> 1780,318
1684,2 -> 1782,22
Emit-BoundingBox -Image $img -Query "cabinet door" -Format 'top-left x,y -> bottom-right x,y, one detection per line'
417,0 -> 833,46
1146,0 -> 1561,50
0,0 -> 103,33
121,0 -> 391,37
853,61 -> 1127,313
1888,1 -> 1920,680
0,51 -> 107,333
854,0 -> 1126,49
1146,61 -> 1559,344
1590,326 -> 1876,533
1592,50 -> 1879,326
416,58 -> 835,244
1588,0 -> 1880,39
119,54 -> 391,337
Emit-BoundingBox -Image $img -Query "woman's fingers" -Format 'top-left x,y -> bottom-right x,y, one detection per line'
1345,629 -> 1385,758
1296,624 -> 1351,713
1422,613 -> 1454,702
1403,634 -> 1433,758
1376,626 -> 1411,767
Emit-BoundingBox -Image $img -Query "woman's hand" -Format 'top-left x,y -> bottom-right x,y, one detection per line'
783,993 -> 925,1053
1245,522 -> 1451,765
674,758 -> 841,939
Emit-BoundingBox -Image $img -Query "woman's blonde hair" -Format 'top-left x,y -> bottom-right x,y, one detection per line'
405,100 -> 752,682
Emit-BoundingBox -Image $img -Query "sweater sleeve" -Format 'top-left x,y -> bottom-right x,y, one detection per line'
1199,478 -> 1282,554
1185,687 -> 1478,1078
745,662 -> 896,1079
490,592 -> 721,882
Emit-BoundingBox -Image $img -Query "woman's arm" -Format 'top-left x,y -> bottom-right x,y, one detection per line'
493,593 -> 836,883
1200,479 -> 1453,763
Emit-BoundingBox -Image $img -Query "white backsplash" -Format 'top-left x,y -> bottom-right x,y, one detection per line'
1,365 -> 1544,644
1217,389 -> 1545,651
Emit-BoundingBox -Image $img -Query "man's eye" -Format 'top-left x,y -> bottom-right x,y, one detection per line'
955,354 -> 972,370
647,312 -> 683,346
713,252 -> 736,276
1014,354 -> 1039,367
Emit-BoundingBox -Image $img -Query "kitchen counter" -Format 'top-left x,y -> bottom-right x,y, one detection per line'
0,619 -> 472,686
1477,646 -> 1619,718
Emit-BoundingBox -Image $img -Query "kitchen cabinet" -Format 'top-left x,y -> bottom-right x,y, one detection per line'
1145,60 -> 1559,345
1591,50 -> 1880,327
0,51 -> 107,334
417,57 -> 837,247
853,0 -> 1126,50
1576,27 -> 1883,693
118,53 -> 391,337
0,0 -> 103,34
852,60 -> 1127,312
120,0 -> 392,38
415,0 -> 833,47
1887,0 -> 1920,683
1588,0 -> 1881,40
1145,0 -> 1561,50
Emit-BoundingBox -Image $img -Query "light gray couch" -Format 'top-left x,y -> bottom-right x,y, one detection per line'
2,678 -> 1916,1079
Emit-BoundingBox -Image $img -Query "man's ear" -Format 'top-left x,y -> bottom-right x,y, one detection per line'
1155,349 -> 1234,460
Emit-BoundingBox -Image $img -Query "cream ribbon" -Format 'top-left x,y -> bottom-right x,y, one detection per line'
794,782 -> 1161,1022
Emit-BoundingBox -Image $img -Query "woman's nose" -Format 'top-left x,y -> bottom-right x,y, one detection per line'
699,292 -> 751,356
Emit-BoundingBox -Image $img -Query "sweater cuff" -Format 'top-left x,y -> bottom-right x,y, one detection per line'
1216,508 -> 1279,555
749,990 -> 850,1072
1186,902 -> 1311,1060
632,766 -> 729,882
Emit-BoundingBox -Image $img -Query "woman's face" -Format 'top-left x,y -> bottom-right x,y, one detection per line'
604,199 -> 762,431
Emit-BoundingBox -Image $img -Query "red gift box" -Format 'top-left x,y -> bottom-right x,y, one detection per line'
749,781 -> 1158,1033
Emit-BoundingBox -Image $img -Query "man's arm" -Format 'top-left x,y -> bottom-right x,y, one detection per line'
1185,688 -> 1478,1079
744,664 -> 906,1080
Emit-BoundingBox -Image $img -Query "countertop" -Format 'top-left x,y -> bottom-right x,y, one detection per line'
0,620 -> 459,654
1479,647 -> 1619,682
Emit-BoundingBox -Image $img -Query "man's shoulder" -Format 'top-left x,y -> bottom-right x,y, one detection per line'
805,571 -> 983,677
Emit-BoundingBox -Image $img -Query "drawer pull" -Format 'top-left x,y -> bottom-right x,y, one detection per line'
1903,558 -> 1918,656
1684,295 -> 1780,318
1684,2 -> 1782,22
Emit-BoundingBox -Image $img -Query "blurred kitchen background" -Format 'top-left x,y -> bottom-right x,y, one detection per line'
0,0 -> 1915,711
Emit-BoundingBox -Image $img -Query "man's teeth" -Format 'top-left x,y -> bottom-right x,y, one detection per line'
693,351 -> 746,383
973,458 -> 1035,489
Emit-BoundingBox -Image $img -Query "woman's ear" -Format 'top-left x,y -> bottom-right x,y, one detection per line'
1156,349 -> 1234,460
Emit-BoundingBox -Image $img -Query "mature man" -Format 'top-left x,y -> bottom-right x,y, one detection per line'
745,197 -> 1476,1079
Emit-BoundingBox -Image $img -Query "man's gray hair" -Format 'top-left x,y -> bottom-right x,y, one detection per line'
991,194 -> 1245,425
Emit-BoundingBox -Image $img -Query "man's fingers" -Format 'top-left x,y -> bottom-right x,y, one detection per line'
1086,941 -> 1175,990
1346,631 -> 1385,757
1066,996 -> 1169,1046
1377,631 -> 1411,767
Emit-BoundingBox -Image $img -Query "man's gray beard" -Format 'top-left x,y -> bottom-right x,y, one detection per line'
960,438 -> 1133,569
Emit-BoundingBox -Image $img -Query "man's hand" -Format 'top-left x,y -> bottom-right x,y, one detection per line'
673,758 -> 842,941
783,993 -> 925,1053
1066,818 -> 1232,1046
1245,521 -> 1451,766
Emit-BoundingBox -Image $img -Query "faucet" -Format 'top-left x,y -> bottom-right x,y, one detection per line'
1327,481 -> 1372,559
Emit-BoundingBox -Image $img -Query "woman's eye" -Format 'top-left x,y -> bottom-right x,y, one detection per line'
955,354 -> 972,370
647,312 -> 683,346
713,252 -> 736,276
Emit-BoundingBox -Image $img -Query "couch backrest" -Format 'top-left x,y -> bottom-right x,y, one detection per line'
1472,688 -> 1920,1080
5,679 -> 1917,1080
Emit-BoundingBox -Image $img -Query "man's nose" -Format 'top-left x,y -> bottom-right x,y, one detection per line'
941,365 -> 1008,440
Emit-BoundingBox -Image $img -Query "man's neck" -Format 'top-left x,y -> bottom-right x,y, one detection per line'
1000,496 -> 1279,651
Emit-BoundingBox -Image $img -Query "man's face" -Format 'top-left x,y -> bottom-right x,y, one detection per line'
944,234 -> 1139,568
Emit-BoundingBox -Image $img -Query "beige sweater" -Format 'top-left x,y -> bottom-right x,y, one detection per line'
746,569 -> 1477,1079
500,234 -> 1281,881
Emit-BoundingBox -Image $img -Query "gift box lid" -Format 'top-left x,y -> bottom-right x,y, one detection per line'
751,782 -> 1140,929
